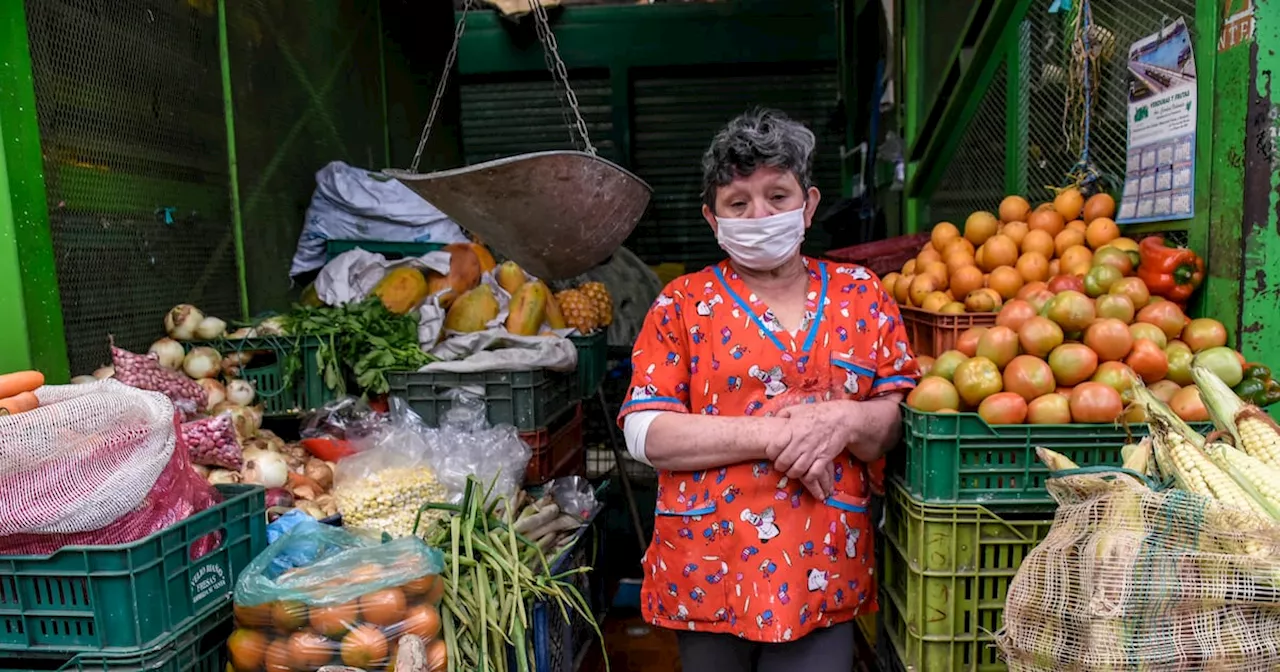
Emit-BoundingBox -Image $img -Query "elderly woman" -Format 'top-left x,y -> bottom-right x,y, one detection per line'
618,108 -> 920,670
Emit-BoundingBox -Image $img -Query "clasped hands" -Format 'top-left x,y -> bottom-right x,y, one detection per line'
766,401 -> 869,501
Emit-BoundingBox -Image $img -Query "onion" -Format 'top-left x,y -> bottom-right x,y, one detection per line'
165,304 -> 205,341
70,375 -> 97,384
226,379 -> 255,406
206,469 -> 241,485
227,327 -> 253,339
243,451 -> 290,489
191,464 -> 210,478
264,487 -> 295,509
212,402 -> 262,437
222,352 -> 254,377
183,347 -> 222,379
304,457 -> 334,491
147,338 -> 186,370
195,316 -> 227,340
249,317 -> 286,337
296,501 -> 326,519
93,366 -> 115,379
196,379 -> 226,407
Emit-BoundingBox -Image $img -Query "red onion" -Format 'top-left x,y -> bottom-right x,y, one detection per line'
181,413 -> 242,470
110,336 -> 207,417
264,488 -> 295,509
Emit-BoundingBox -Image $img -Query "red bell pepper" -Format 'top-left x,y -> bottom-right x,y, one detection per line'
1136,235 -> 1205,303
300,437 -> 357,462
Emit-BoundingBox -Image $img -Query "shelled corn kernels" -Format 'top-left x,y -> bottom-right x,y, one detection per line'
334,466 -> 448,538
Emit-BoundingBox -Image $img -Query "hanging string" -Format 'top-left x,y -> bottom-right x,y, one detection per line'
1060,0 -> 1102,192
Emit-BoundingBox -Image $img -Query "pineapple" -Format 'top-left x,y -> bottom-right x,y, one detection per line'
556,289 -> 600,334
579,281 -> 613,327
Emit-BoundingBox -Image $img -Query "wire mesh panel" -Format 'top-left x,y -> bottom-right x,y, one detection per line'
1022,0 -> 1197,208
925,63 -> 1008,226
629,66 -> 843,269
23,0 -> 238,376
225,0 -> 388,312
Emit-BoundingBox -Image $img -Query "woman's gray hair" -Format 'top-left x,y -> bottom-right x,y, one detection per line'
700,107 -> 817,212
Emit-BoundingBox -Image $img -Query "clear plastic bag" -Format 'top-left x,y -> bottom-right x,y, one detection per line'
182,413 -> 243,470
300,395 -> 386,443
419,391 -> 531,507
230,521 -> 447,672
331,410 -> 447,538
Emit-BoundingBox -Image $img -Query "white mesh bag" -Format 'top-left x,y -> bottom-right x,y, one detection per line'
0,378 -> 175,536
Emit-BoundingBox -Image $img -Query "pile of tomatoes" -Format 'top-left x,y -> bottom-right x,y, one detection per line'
905,284 -> 1249,425
225,564 -> 447,672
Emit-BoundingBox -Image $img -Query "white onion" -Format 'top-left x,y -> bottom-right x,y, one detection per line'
225,379 -> 255,406
93,366 -> 115,379
212,401 -> 262,437
165,304 -> 205,341
70,375 -> 97,384
242,451 -> 289,489
148,338 -> 186,370
227,327 -> 253,339
182,347 -> 222,379
195,316 -> 227,340
197,378 -> 227,407
206,469 -> 241,485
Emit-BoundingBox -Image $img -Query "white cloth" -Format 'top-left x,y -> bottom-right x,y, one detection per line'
290,161 -> 470,277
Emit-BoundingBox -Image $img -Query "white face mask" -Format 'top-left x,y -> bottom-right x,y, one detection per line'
715,207 -> 806,271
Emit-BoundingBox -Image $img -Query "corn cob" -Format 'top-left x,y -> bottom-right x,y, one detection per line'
1193,364 -> 1280,467
1121,438 -> 1152,475
1203,442 -> 1280,521
1152,422 -> 1268,515
1036,447 -> 1079,471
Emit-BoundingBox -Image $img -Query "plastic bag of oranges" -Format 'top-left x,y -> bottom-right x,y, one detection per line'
228,520 -> 447,672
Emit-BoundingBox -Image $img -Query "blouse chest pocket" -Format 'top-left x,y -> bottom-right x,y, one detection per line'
830,353 -> 876,401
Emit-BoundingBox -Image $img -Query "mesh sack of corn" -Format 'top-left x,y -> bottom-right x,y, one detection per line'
996,468 -> 1280,671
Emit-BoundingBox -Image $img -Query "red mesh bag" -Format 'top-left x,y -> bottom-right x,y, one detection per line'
0,379 -> 221,556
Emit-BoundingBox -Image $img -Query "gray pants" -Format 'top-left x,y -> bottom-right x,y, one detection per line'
676,621 -> 859,672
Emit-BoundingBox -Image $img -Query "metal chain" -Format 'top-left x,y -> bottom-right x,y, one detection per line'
528,0 -> 596,155
410,0 -> 473,172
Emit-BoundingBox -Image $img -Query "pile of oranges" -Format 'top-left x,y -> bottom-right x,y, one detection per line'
226,564 -> 447,672
884,188 -> 1132,313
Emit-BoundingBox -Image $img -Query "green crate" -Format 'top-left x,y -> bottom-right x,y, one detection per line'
56,602 -> 231,672
0,485 -> 265,656
880,481 -> 1053,672
896,406 -> 1211,510
569,331 -> 607,400
189,337 -> 336,416
388,368 -> 579,432
324,240 -> 445,262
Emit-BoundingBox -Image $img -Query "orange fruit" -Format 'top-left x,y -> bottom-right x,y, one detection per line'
882,272 -> 903,297
1059,245 -> 1093,275
893,275 -> 913,305
950,265 -> 985,300
1001,220 -> 1028,248
359,588 -> 408,627
980,234 -> 1019,271
964,211 -> 1000,245
1028,209 -> 1066,237
944,237 -> 976,258
1082,193 -> 1116,223
1085,217 -> 1120,249
1015,252 -> 1050,283
1054,187 -> 1084,220
988,266 -> 1025,300
1066,219 -> 1087,233
908,274 -> 939,307
921,261 -> 949,290
902,259 -> 917,275
931,222 -> 961,251
1048,259 -> 1061,276
1020,229 -> 1055,259
999,196 -> 1032,223
1054,229 -> 1086,258
945,251 -> 975,275
921,291 -> 951,312
917,248 -> 942,266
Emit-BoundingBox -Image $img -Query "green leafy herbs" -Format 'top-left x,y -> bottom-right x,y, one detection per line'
283,298 -> 436,396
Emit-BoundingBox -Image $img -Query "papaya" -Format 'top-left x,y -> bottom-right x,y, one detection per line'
540,282 -> 567,329
427,243 -> 482,308
469,243 -> 497,273
496,261 -> 526,295
444,285 -> 499,333
505,281 -> 549,336
373,267 -> 429,314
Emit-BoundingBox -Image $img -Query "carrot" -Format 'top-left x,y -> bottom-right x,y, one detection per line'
0,371 -> 43,399
0,391 -> 39,416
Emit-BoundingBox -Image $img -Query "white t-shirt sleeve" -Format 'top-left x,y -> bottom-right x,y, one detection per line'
622,410 -> 663,466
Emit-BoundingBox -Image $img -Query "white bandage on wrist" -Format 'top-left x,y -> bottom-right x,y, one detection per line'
621,410 -> 663,466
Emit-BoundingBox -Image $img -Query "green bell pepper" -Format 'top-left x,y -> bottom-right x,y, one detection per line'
1233,377 -> 1268,405
1244,363 -> 1273,381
